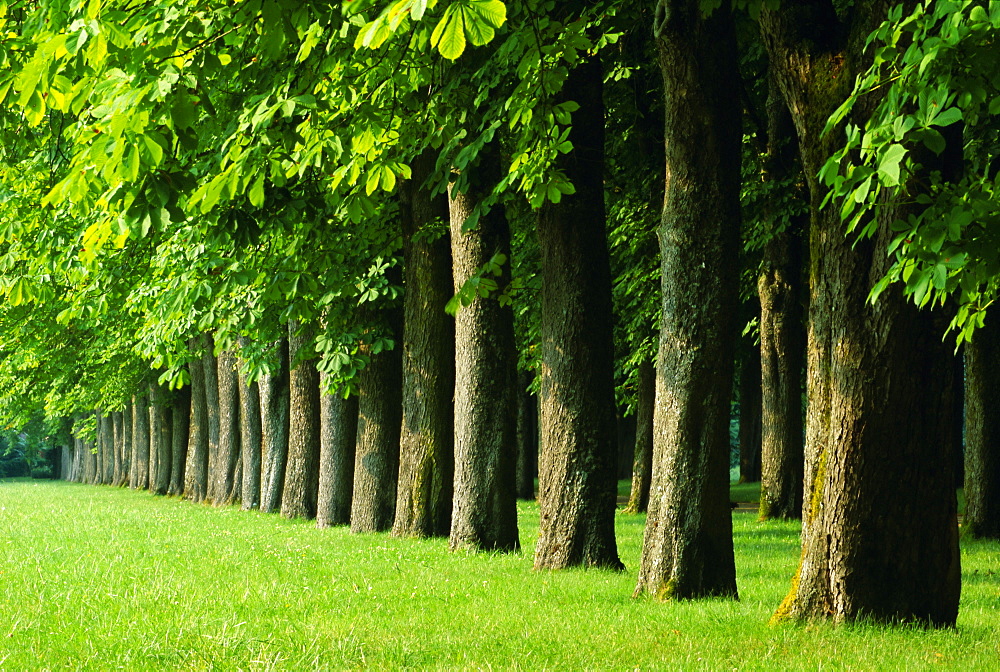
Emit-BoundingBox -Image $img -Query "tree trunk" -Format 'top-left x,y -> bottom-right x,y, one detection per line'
533,53 -> 622,571
624,360 -> 655,514
351,305 -> 403,534
100,413 -> 114,484
214,350 -> 242,506
448,148 -> 520,552
515,372 -> 537,500
393,152 -> 455,538
169,384 -> 190,496
121,403 -> 132,487
281,322 -> 321,520
149,383 -> 172,495
634,0 -> 741,601
761,1 -> 961,625
239,348 -> 263,511
757,71 -> 805,519
112,411 -> 125,486
317,378 -> 359,528
203,336 -> 222,503
259,339 -> 291,513
184,339 -> 210,503
738,336 -> 762,484
964,318 -> 1000,539
131,395 -> 150,491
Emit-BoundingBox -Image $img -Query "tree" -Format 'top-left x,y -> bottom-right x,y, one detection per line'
259,341 -> 291,514
281,322 -> 322,520
761,0 -> 961,625
533,49 -> 623,572
394,153 -> 456,539
448,145 -> 520,552
317,380 -> 359,528
634,0 -> 742,600
965,318 -> 1000,539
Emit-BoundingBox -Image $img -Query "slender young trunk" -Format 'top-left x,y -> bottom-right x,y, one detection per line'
762,1 -> 960,625
203,337 -> 222,503
100,413 -> 114,484
624,360 -> 655,514
132,395 -> 150,491
757,72 -> 805,519
533,53 -> 622,571
964,318 -> 1000,539
121,402 -> 132,487
281,322 -> 321,519
351,305 -> 404,533
317,377 -> 359,528
239,349 -> 263,511
150,383 -> 172,495
448,147 -> 520,552
184,339 -> 210,503
169,384 -> 190,496
259,339 -> 291,513
515,372 -> 537,500
215,350 -> 242,506
635,0 -> 741,600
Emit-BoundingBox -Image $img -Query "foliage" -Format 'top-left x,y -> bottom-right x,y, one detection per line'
822,0 -> 1000,345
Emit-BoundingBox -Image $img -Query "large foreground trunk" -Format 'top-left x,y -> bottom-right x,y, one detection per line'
448,148 -> 520,552
634,0 -> 741,600
762,1 -> 960,625
533,53 -> 622,571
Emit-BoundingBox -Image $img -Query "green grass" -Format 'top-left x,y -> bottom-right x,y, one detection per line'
1,479 -> 998,670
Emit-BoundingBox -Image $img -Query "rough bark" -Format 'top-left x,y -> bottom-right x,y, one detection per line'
281,322 -> 321,520
757,71 -> 805,520
351,301 -> 404,534
624,360 -> 655,514
238,350 -> 263,511
101,413 -> 115,484
214,350 -> 242,506
448,148 -> 520,552
184,339 -> 210,503
515,372 -> 537,500
533,53 -> 622,571
392,152 -> 455,538
122,403 -> 132,486
150,383 -> 172,495
112,411 -> 125,487
964,318 -> 1000,539
259,339 -> 291,513
738,336 -> 763,484
317,378 -> 359,528
203,337 -> 222,503
634,0 -> 741,601
131,395 -> 150,491
762,0 -> 961,625
169,384 -> 190,496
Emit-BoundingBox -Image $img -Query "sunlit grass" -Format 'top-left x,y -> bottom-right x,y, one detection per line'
1,479 -> 998,669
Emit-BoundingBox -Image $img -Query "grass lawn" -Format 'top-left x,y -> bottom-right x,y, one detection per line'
1,479 -> 998,670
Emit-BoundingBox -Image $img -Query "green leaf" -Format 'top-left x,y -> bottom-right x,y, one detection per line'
920,128 -> 946,154
877,143 -> 906,186
931,107 -> 962,127
141,135 -> 164,165
431,6 -> 466,60
468,0 -> 507,27
249,174 -> 265,207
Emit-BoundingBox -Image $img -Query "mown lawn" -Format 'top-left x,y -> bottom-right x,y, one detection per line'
1,479 -> 997,670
